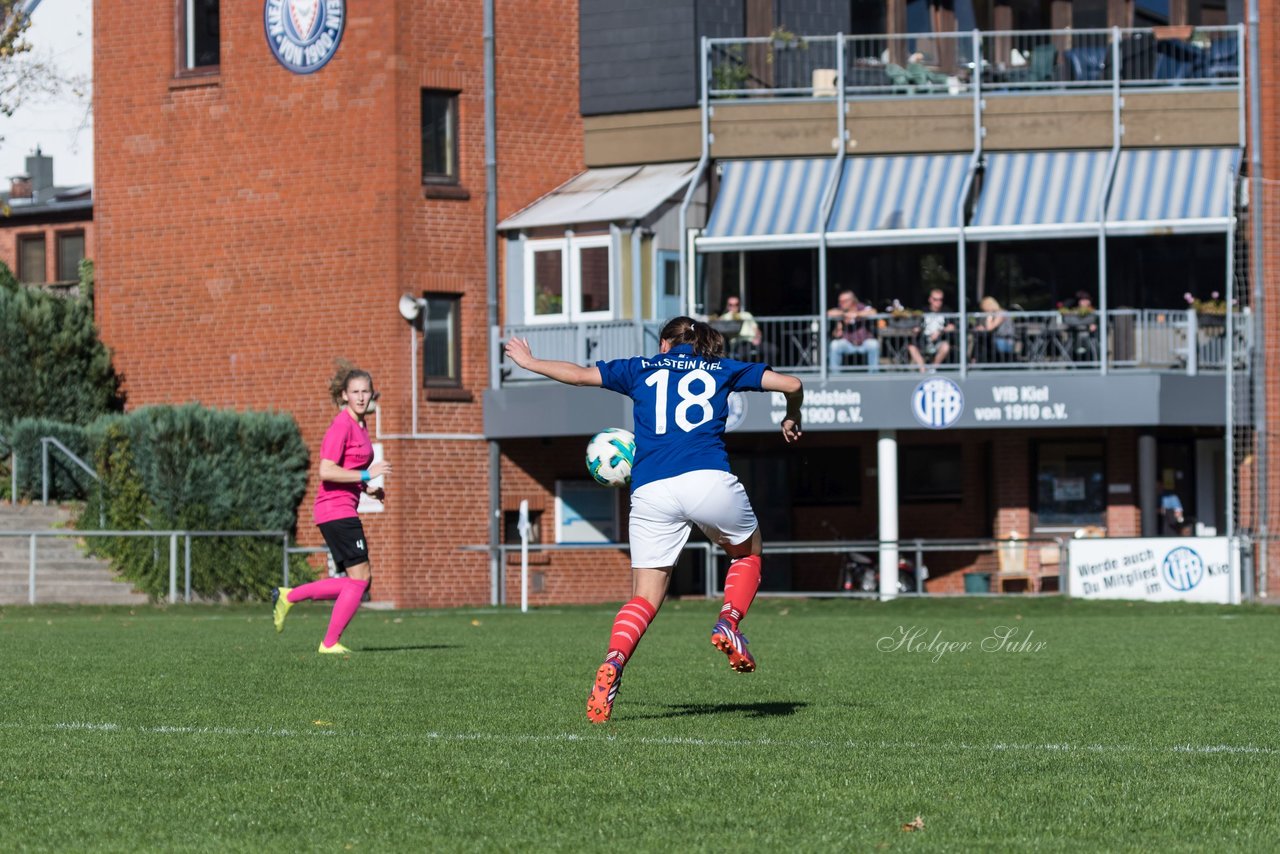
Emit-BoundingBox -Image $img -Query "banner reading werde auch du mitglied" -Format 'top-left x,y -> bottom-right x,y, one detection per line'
1068,537 -> 1240,604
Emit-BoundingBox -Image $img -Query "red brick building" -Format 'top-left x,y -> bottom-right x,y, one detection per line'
92,0 -> 629,606
92,1 -> 1280,605
1,150 -> 92,291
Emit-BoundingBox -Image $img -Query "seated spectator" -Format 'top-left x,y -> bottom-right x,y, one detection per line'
907,288 -> 955,373
1066,290 -> 1099,361
827,289 -> 880,372
714,296 -> 772,363
976,295 -> 1015,361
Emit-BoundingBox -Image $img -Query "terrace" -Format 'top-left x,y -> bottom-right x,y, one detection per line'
496,308 -> 1249,385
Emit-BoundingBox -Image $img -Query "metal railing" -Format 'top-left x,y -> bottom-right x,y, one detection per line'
706,25 -> 1243,101
468,537 -> 1066,600
496,309 -> 1251,381
0,528 -> 302,605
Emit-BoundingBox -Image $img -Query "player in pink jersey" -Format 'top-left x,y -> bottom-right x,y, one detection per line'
271,362 -> 393,654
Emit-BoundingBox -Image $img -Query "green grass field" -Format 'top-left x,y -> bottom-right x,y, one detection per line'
2,596 -> 1277,852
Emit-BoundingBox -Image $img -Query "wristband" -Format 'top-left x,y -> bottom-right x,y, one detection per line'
360,470 -> 371,482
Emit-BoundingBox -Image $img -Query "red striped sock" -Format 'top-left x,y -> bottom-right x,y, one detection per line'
605,596 -> 658,666
720,555 -> 762,630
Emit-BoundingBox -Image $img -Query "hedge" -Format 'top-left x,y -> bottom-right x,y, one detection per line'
75,404 -> 315,600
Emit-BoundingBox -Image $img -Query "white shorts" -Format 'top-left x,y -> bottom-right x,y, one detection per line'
628,470 -> 758,568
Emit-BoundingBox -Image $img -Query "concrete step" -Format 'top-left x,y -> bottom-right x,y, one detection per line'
0,503 -> 150,605
0,566 -> 139,581
0,502 -> 78,530
0,585 -> 148,605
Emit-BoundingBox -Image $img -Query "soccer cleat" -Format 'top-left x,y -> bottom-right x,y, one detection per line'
586,659 -> 623,724
318,641 -> 352,655
710,619 -> 756,672
271,587 -> 294,633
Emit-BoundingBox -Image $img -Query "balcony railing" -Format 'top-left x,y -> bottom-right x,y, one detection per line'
706,26 -> 1243,101
497,309 -> 1250,385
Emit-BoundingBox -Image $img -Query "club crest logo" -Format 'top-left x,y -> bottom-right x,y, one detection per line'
725,392 -> 747,433
264,0 -> 345,74
911,377 -> 964,429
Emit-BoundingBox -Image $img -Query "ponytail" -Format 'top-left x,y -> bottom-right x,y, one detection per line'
659,316 -> 726,359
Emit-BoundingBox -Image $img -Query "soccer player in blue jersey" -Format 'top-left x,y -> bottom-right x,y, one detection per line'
505,316 -> 804,723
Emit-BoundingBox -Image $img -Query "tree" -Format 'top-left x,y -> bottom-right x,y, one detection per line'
1,1 -> 83,131
0,260 -> 125,425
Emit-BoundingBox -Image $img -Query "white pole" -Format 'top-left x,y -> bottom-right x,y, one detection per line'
518,499 -> 531,613
878,431 -> 899,600
169,534 -> 178,604
28,533 -> 36,605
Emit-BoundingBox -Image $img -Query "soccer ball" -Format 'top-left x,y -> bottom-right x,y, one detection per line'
586,428 -> 635,487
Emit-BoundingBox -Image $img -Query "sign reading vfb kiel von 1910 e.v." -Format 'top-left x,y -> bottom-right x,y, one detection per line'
265,0 -> 345,74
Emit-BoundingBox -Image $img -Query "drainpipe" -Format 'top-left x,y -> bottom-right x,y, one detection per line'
816,33 -> 846,385
1094,27 -> 1125,378
484,0 -> 501,605
1246,0 -> 1267,594
1226,170 -> 1237,539
957,29 -> 983,381
631,225 -> 643,353
679,36 -> 712,316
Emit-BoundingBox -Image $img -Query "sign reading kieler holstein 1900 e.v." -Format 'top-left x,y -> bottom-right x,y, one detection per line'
1068,537 -> 1240,604
265,0 -> 345,74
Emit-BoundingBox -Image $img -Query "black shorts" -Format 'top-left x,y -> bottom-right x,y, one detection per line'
317,517 -> 369,571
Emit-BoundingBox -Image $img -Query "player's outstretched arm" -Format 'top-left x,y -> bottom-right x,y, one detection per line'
504,337 -> 603,387
761,370 -> 803,443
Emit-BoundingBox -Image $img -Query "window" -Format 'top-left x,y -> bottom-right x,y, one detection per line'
421,90 -> 459,184
1033,441 -> 1106,530
180,0 -> 220,71
530,242 -> 566,319
900,445 -> 963,502
423,294 -> 462,387
56,232 -> 85,283
504,508 -> 543,544
523,237 -> 613,323
17,235 -> 46,283
576,244 -> 610,314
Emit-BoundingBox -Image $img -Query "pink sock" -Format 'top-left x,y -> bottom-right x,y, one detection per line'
322,578 -> 369,648
287,577 -> 348,602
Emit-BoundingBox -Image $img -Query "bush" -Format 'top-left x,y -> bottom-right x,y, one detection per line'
0,261 -> 124,426
74,405 -> 315,601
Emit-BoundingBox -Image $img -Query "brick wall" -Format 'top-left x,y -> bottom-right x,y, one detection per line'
93,0 -> 581,607
1253,4 -> 1280,598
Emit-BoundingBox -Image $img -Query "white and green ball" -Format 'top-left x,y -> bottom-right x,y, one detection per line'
586,428 -> 636,487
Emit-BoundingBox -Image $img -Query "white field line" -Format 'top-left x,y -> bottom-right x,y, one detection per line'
0,721 -> 1273,756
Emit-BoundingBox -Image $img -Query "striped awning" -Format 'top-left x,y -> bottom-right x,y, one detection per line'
967,150 -> 1112,241
698,158 -> 837,251
1106,148 -> 1241,235
826,154 -> 973,246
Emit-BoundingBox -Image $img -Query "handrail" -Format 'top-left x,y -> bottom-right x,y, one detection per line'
40,436 -> 99,505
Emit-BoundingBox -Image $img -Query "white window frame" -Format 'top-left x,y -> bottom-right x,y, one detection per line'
570,235 -> 614,322
523,238 -> 569,324
522,235 -> 615,325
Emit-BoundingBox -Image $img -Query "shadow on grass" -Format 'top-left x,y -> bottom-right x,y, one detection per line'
628,701 -> 809,720
357,644 -> 462,653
